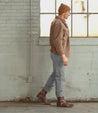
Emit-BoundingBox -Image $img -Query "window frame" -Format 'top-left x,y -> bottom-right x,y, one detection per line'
40,0 -> 98,38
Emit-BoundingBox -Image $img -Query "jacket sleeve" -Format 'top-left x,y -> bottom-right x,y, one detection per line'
52,22 -> 65,56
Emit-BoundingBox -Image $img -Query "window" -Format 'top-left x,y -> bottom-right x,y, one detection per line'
40,0 -> 98,38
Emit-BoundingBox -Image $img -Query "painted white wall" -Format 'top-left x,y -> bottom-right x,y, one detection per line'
0,0 -> 31,101
0,0 -> 98,101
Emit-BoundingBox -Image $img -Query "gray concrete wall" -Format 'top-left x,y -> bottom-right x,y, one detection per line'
31,0 -> 98,101
0,0 -> 98,101
37,38 -> 98,101
0,0 -> 31,101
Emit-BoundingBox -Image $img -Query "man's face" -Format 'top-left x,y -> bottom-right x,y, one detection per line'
63,10 -> 70,19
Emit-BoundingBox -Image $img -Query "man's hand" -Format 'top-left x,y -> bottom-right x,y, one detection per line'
61,54 -> 68,66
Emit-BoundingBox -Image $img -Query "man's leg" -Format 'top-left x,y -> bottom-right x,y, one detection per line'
43,52 -> 66,97
54,55 -> 73,107
51,53 -> 66,98
43,52 -> 57,92
44,71 -> 55,92
55,63 -> 66,97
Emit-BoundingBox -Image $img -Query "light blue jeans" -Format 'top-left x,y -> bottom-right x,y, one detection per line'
44,52 -> 67,97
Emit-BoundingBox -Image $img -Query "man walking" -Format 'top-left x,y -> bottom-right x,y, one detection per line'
36,3 -> 73,107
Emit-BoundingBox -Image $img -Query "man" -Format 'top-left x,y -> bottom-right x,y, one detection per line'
36,3 -> 73,107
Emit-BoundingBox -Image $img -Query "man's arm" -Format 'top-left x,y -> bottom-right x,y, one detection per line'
52,22 -> 64,56
61,54 -> 68,66
52,22 -> 68,65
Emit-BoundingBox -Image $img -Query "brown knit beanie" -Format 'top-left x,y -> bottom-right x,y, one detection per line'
58,3 -> 71,15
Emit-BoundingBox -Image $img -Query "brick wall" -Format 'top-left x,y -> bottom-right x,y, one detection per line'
0,0 -> 32,100
0,0 -> 31,41
31,0 -> 40,44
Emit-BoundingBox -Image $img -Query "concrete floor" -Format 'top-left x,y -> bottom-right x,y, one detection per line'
0,102 -> 98,113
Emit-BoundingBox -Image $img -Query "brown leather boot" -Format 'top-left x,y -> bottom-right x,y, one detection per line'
36,88 -> 51,105
57,96 -> 73,107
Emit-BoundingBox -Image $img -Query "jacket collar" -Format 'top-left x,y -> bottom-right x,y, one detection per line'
55,16 -> 68,28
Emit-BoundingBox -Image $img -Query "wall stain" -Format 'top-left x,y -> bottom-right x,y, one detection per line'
66,83 -> 81,91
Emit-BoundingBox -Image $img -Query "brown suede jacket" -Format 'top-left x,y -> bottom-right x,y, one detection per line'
49,16 -> 71,57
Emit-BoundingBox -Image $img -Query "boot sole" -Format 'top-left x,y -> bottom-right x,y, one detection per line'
36,93 -> 51,105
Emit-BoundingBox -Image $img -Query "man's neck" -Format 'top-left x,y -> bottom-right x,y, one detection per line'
59,15 -> 65,20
